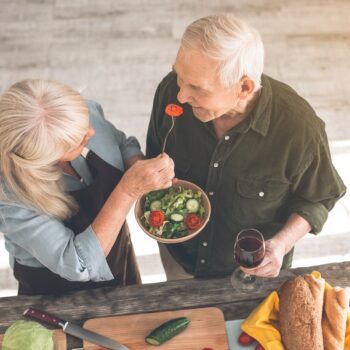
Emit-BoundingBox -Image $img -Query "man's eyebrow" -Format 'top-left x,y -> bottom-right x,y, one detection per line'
190,84 -> 211,94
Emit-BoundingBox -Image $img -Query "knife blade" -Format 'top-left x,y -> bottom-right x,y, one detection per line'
23,307 -> 129,350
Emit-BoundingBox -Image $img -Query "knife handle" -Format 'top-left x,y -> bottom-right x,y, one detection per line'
23,307 -> 65,328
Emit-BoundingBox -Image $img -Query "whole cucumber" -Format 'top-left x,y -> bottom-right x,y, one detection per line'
145,316 -> 190,346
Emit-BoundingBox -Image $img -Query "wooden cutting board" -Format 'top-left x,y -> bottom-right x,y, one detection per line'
83,307 -> 229,349
0,329 -> 66,350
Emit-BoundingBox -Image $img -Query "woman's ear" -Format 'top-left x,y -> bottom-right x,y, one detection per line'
239,77 -> 256,99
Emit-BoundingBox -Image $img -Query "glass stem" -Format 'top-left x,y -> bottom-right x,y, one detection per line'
242,273 -> 253,281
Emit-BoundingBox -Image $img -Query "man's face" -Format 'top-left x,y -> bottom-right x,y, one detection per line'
173,46 -> 240,122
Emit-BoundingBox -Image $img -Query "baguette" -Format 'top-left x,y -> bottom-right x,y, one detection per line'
322,286 -> 350,350
279,275 -> 325,350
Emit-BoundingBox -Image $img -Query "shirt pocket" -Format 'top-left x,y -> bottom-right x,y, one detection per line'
233,177 -> 290,226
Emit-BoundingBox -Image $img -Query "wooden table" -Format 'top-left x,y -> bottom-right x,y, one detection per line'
0,261 -> 349,349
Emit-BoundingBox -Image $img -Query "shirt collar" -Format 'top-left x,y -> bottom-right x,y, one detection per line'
228,74 -> 272,136
63,172 -> 85,191
248,74 -> 272,136
63,154 -> 94,191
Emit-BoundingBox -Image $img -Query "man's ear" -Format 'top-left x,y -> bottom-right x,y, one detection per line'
239,77 -> 255,99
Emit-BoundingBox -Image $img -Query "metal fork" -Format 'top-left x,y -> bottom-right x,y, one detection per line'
161,116 -> 175,153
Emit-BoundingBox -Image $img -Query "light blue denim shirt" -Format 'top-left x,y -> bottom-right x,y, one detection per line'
0,100 -> 143,282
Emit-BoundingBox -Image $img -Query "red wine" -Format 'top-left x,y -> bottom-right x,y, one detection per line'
234,236 -> 265,268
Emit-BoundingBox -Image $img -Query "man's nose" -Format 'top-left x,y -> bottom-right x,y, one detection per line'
177,86 -> 191,104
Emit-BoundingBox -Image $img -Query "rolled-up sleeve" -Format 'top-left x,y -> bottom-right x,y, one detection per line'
0,203 -> 114,282
287,132 -> 346,233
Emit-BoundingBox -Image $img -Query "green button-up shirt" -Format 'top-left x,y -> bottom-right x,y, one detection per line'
146,72 -> 346,277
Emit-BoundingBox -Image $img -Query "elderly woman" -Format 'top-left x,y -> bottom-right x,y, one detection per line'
0,79 -> 174,295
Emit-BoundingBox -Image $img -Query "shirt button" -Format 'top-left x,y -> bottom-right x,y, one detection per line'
209,191 -> 214,196
224,135 -> 230,140
202,242 -> 208,247
259,191 -> 265,197
213,162 -> 219,168
200,259 -> 206,264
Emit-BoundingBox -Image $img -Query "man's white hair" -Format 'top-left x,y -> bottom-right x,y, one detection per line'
181,14 -> 264,90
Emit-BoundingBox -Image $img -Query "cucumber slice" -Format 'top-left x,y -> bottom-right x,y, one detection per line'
170,213 -> 184,222
145,317 -> 190,346
185,198 -> 200,213
144,211 -> 151,221
150,200 -> 162,211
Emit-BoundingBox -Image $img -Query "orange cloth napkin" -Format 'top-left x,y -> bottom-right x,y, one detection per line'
241,271 -> 350,350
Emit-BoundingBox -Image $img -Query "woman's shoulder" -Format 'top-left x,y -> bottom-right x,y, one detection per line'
85,100 -> 118,150
83,99 -> 142,168
86,100 -> 109,127
83,100 -> 131,169
85,99 -> 124,143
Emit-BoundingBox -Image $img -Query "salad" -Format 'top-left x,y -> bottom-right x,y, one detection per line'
141,186 -> 206,239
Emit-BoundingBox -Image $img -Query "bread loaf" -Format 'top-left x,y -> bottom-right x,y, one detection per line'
279,275 -> 325,350
322,286 -> 350,350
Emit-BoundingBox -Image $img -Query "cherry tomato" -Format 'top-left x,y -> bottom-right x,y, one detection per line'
255,345 -> 264,350
149,210 -> 165,227
185,213 -> 202,230
165,103 -> 183,117
238,331 -> 254,346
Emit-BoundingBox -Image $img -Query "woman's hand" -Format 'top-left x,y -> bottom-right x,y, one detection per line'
240,238 -> 286,278
118,153 -> 175,199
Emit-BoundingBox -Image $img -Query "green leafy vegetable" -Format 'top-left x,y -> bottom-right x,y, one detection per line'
2,320 -> 53,350
142,186 -> 206,239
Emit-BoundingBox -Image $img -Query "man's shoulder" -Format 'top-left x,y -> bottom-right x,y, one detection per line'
150,72 -> 180,124
266,75 -> 325,138
156,71 -> 178,98
159,71 -> 177,87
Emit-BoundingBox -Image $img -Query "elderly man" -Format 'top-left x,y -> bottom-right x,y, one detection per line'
146,14 -> 346,280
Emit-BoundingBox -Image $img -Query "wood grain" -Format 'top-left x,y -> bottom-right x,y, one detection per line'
83,307 -> 229,349
0,262 -> 349,349
0,330 -> 66,350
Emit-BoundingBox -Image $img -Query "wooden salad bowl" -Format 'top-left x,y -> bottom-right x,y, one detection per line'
134,180 -> 211,244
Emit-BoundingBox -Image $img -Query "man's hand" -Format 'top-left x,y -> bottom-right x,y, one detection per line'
240,238 -> 286,278
240,213 -> 312,278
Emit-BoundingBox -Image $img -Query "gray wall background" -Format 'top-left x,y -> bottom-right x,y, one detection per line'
1,0 -> 350,147
1,0 -> 350,296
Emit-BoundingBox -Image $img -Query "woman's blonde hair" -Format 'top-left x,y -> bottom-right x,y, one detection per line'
0,79 -> 89,220
181,14 -> 264,90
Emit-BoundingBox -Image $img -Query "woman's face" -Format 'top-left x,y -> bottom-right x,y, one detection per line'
60,125 -> 95,162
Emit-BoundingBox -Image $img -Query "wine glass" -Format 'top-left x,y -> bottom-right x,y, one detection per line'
230,228 -> 265,291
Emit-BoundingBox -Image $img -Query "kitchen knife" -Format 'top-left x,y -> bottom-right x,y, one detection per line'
23,307 -> 129,350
